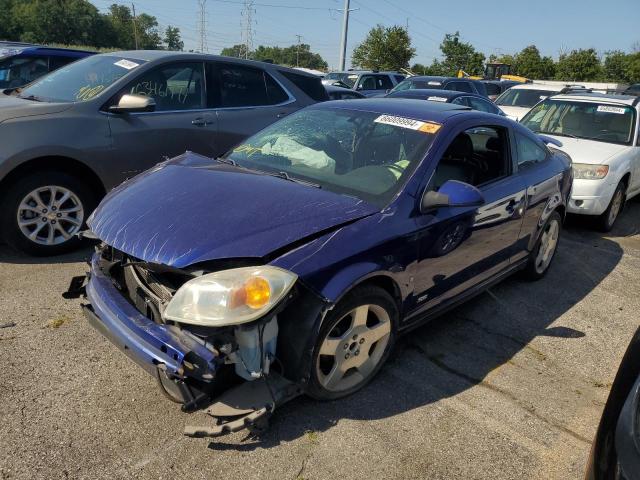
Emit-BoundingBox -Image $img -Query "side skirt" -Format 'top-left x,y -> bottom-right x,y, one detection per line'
399,258 -> 528,335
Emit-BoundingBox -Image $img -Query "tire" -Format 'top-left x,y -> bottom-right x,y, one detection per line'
0,171 -> 97,256
523,211 -> 562,281
307,285 -> 398,401
596,181 -> 626,232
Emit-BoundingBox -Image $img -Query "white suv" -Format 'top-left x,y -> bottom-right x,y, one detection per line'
495,83 -> 586,121
520,92 -> 640,230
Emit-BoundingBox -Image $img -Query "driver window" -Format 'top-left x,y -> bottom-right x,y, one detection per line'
431,126 -> 509,190
122,62 -> 205,111
358,75 -> 376,90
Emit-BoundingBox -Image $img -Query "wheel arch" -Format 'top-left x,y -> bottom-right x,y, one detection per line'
0,156 -> 106,202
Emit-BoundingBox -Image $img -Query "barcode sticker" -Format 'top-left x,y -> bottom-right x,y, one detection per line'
114,59 -> 140,70
374,114 -> 441,134
597,105 -> 627,114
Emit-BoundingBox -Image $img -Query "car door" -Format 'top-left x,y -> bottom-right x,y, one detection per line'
408,122 -> 527,317
106,60 -> 216,176
511,131 -> 563,263
212,61 -> 297,157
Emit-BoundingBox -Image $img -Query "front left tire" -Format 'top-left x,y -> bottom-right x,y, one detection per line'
307,285 -> 398,401
524,211 -> 562,281
0,171 -> 97,256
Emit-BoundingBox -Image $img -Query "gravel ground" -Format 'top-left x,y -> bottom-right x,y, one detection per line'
1,202 -> 639,480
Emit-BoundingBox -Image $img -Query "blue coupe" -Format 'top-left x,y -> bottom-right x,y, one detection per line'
78,99 -> 572,436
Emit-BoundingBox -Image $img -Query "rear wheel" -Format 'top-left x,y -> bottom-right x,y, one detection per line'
0,171 -> 97,256
307,286 -> 397,400
524,211 -> 562,280
596,181 -> 626,232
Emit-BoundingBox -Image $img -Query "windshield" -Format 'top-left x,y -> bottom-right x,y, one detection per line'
17,55 -> 146,103
521,99 -> 636,145
0,56 -> 48,89
495,88 -> 555,107
325,72 -> 359,88
223,108 -> 439,206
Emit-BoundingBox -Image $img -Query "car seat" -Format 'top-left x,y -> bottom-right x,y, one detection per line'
607,113 -> 632,143
560,110 -> 584,137
432,133 -> 476,189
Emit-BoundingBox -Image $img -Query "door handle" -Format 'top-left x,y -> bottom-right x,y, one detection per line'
506,198 -> 525,216
192,117 -> 206,126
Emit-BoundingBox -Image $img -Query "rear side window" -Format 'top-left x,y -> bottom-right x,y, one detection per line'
375,75 -> 393,90
473,81 -> 487,96
447,81 -> 473,93
468,97 -> 499,114
214,64 -> 290,107
48,56 -> 77,71
279,70 -> 327,101
515,132 -> 547,167
393,75 -> 405,83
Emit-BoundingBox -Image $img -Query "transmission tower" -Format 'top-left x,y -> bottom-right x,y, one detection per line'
241,0 -> 254,59
197,0 -> 208,53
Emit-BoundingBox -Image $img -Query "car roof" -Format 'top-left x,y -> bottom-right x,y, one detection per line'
509,83 -> 583,92
388,89 -> 484,100
99,50 -> 318,76
551,92 -> 639,106
313,97 -> 471,123
0,42 -> 94,55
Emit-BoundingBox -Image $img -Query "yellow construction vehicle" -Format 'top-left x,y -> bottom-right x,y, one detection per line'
457,63 -> 530,83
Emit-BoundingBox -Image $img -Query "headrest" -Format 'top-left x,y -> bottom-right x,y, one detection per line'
444,133 -> 473,160
486,136 -> 502,151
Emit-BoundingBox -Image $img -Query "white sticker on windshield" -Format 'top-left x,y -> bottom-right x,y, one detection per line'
597,105 -> 627,114
114,59 -> 140,70
427,96 -> 448,102
374,114 -> 441,134
428,81 -> 442,86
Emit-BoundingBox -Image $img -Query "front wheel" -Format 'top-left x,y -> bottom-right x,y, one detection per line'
0,171 -> 97,256
523,211 -> 562,281
596,181 -> 626,232
307,286 -> 398,400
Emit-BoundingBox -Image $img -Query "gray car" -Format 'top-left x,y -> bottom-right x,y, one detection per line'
0,51 -> 327,255
322,70 -> 405,97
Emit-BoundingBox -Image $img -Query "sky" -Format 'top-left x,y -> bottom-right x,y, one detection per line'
88,0 -> 639,70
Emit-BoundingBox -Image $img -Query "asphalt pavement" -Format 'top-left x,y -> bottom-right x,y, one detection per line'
1,202 -> 639,480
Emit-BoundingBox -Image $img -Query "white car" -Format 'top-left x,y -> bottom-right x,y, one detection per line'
520,92 -> 640,230
495,83 -> 585,121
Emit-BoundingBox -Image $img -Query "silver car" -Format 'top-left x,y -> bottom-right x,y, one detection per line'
0,51 -> 327,255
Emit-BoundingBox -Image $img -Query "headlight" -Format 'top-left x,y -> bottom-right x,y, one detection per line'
163,266 -> 297,327
572,163 -> 609,180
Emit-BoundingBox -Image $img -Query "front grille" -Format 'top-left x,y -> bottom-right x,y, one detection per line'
100,246 -> 189,323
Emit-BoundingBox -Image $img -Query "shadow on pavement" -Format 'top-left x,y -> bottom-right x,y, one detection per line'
0,243 -> 94,265
207,222 -> 626,451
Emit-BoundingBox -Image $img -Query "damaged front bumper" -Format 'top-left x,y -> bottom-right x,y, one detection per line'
84,254 -> 219,408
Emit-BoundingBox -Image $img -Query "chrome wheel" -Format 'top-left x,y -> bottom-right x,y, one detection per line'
608,188 -> 623,227
17,185 -> 84,246
316,304 -> 391,393
534,218 -> 559,274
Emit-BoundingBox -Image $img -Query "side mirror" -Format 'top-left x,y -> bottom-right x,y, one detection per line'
420,180 -> 485,213
385,89 -> 391,94
109,94 -> 156,113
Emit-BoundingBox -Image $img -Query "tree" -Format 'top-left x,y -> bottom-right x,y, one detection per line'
252,44 -> 327,69
512,45 -> 555,80
351,25 -> 415,71
555,48 -> 601,81
221,44 -> 249,58
431,32 -> 485,76
164,26 -> 183,51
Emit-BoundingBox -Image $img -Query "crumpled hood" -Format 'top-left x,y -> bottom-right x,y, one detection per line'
542,136 -> 629,165
0,93 -> 73,123
88,152 -> 378,268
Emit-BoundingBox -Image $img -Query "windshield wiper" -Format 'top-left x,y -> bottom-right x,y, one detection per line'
17,94 -> 42,102
215,157 -> 237,166
271,170 -> 322,188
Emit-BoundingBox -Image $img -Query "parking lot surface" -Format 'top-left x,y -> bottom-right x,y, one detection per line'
1,202 -> 639,480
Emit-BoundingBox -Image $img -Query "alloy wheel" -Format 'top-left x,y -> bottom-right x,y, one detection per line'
16,185 -> 84,246
316,304 -> 391,393
608,188 -> 623,227
534,218 -> 559,274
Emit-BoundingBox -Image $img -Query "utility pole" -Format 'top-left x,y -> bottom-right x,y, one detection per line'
338,0 -> 356,71
241,0 -> 254,60
131,3 -> 139,50
197,0 -> 208,53
295,34 -> 302,67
